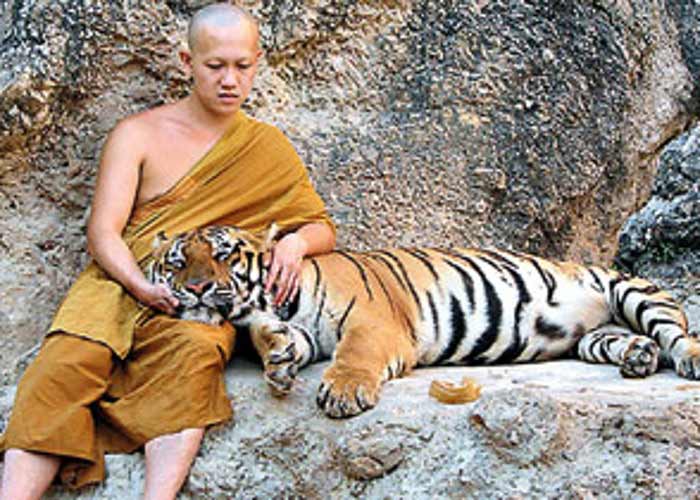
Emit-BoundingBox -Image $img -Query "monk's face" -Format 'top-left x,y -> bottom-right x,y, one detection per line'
181,22 -> 261,116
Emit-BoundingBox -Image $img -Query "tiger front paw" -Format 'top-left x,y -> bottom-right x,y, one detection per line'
620,338 -> 660,378
259,326 -> 301,397
316,367 -> 381,418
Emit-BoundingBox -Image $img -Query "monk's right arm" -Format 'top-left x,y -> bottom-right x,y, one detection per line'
86,119 -> 178,315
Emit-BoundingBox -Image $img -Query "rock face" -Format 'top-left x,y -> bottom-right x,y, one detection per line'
616,125 -> 700,279
1,0 -> 700,496
1,0 -> 699,366
2,360 -> 700,499
616,123 -> 700,335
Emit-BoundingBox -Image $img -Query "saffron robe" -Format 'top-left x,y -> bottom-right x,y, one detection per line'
50,110 -> 334,358
0,111 -> 334,487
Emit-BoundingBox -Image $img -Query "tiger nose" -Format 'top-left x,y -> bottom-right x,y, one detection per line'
185,280 -> 213,295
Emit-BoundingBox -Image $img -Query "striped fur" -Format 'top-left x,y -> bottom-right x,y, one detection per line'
149,225 -> 697,418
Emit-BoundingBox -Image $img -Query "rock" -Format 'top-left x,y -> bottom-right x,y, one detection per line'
616,123 -> 700,334
667,0 -> 700,97
336,426 -> 409,480
2,0 -> 700,496
1,359 -> 697,498
1,0 -> 699,365
469,390 -> 566,466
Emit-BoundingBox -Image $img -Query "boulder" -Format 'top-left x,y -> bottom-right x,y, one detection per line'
2,0 -> 700,496
616,123 -> 700,336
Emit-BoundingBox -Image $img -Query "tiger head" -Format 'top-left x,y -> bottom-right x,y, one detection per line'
148,224 -> 279,325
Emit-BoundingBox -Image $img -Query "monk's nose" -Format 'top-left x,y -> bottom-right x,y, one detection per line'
185,280 -> 213,295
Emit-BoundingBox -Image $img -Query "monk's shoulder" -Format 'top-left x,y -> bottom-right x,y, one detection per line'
101,104 -> 184,172
107,108 -> 158,148
244,116 -> 288,141
247,117 -> 302,160
114,101 -> 189,138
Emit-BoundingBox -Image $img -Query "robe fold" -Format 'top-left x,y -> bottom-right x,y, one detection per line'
0,110 -> 334,488
50,110 -> 334,358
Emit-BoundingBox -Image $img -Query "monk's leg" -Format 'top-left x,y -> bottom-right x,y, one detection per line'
0,334 -> 114,493
100,316 -> 235,498
0,449 -> 60,500
143,427 -> 204,500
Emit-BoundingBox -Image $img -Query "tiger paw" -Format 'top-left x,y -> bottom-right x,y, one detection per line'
620,338 -> 659,378
259,325 -> 301,397
673,339 -> 700,380
316,368 -> 381,418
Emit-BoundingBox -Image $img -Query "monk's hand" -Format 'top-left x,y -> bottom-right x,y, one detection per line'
265,232 -> 307,306
134,281 -> 179,315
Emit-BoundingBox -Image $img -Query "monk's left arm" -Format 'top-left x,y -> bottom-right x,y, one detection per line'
291,221 -> 336,257
266,221 -> 335,305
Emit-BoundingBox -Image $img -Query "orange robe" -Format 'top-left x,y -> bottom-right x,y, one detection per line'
50,109 -> 334,359
0,111 -> 334,488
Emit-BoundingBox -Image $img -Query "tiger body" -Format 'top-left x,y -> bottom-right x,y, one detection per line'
149,225 -> 697,418
297,249 -> 609,366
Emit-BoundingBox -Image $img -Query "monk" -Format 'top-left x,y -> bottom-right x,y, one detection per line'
0,4 -> 335,499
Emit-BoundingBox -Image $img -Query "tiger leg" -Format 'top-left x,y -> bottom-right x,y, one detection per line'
648,317 -> 700,379
577,324 -> 660,378
249,321 -> 315,396
317,324 -> 416,418
607,277 -> 700,379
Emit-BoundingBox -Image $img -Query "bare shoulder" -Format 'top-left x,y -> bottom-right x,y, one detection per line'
109,103 -> 179,141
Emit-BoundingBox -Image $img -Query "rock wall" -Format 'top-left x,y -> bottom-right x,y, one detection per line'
616,123 -> 700,335
2,1 -> 700,497
1,0 -> 698,368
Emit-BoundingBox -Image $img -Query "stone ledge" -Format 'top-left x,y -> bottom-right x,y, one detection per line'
3,359 -> 698,498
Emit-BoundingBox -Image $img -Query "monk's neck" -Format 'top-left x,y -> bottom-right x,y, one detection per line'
180,96 -> 242,136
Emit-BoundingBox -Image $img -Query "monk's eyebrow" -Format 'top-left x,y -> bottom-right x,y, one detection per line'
205,56 -> 255,64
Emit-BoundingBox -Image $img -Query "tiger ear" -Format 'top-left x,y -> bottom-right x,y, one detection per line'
152,231 -> 169,251
263,222 -> 279,252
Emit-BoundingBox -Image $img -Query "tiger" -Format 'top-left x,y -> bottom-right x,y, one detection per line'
148,224 -> 699,418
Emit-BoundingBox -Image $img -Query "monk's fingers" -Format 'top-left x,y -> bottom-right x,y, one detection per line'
161,297 -> 178,311
152,300 -> 175,316
277,265 -> 303,305
151,292 -> 176,314
289,275 -> 301,303
162,291 -> 179,308
266,260 -> 281,293
274,267 -> 293,305
163,292 -> 179,308
154,286 -> 179,309
277,284 -> 291,306
150,283 -> 173,301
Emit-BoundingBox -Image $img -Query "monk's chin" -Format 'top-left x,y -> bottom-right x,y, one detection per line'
179,307 -> 226,326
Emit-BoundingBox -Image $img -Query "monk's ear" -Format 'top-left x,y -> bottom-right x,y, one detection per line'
263,222 -> 279,252
179,49 -> 193,77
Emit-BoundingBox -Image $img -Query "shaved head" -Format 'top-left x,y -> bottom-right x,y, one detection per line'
187,3 -> 259,53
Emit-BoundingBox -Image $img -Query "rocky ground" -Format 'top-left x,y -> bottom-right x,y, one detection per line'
2,359 -> 700,499
2,0 -> 699,363
616,123 -> 700,337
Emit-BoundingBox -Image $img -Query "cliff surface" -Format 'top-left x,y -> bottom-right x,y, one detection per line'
1,1 -> 699,497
